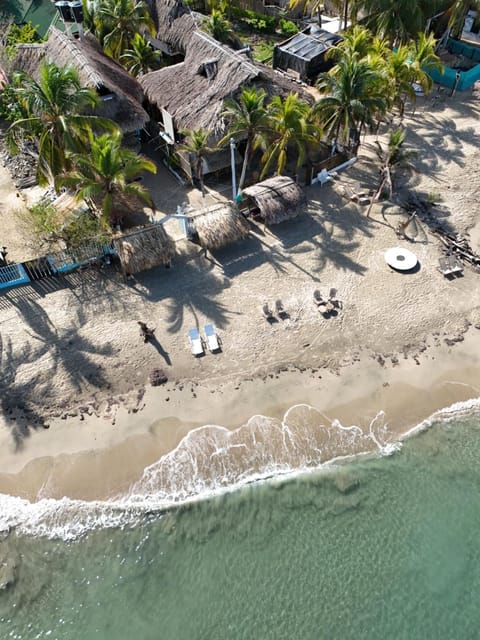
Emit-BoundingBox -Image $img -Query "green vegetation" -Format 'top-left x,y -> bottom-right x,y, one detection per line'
178,128 -> 216,196
86,0 -> 155,60
58,130 -> 156,228
251,41 -> 275,63
259,93 -> 317,179
279,19 -> 299,37
4,21 -> 42,60
25,200 -> 108,250
220,88 -> 268,191
204,10 -> 242,47
120,33 -> 163,76
7,61 -> 118,186
367,128 -> 417,215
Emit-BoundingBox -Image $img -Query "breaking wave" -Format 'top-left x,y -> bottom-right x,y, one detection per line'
1,399 -> 479,541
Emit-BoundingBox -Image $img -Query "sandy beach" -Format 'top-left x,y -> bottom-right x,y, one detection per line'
1,88 -> 480,502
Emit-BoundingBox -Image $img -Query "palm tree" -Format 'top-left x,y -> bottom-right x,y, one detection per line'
204,10 -> 241,48
7,61 -> 117,186
408,32 -> 443,95
327,25 -> 373,62
384,45 -> 416,116
289,0 -> 355,28
357,0 -> 426,44
58,130 -> 157,228
260,93 -> 316,179
315,56 -> 388,152
179,128 -> 215,196
220,88 -> 268,191
120,33 -> 163,77
96,0 -> 155,60
367,128 -> 416,215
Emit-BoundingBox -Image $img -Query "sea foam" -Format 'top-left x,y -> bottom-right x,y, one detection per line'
1,398 -> 479,540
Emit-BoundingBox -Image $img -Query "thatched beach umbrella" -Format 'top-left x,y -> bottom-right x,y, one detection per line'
114,224 -> 175,275
191,203 -> 249,250
242,176 -> 307,225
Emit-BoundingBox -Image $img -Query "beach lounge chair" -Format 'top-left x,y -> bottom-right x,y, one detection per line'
188,328 -> 204,356
204,324 -> 220,352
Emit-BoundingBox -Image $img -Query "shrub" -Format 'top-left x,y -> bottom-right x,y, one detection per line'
231,7 -> 277,34
279,19 -> 298,37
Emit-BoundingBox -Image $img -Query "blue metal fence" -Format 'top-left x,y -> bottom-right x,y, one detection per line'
0,263 -> 30,290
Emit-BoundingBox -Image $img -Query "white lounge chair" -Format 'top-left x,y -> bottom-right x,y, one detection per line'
188,328 -> 204,356
204,324 -> 220,352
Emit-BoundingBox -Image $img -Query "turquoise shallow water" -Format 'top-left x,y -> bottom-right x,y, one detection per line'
2,411 -> 480,639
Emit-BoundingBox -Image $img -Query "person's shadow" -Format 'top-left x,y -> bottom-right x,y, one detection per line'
148,335 -> 172,366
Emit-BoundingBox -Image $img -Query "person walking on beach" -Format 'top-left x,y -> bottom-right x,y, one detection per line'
138,321 -> 155,343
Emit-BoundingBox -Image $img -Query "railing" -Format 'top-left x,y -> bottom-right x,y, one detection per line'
0,263 -> 30,290
0,241 -> 113,291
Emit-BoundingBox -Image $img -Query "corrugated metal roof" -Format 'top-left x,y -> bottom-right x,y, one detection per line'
276,29 -> 342,61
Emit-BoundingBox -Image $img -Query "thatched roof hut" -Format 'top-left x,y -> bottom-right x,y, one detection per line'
147,0 -> 198,54
190,202 -> 249,250
141,31 -> 259,140
140,29 -> 312,147
242,176 -> 307,224
13,28 -> 149,133
114,224 -> 175,275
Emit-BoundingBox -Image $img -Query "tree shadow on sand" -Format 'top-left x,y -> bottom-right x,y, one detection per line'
160,260 -> 233,334
0,298 -> 115,449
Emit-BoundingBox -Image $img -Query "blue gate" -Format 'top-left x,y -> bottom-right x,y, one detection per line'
0,263 -> 31,290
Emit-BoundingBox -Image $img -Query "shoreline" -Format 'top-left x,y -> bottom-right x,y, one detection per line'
1,89 -> 480,509
1,324 -> 480,502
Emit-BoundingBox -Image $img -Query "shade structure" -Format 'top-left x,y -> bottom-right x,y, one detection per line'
242,176 -> 307,225
14,28 -> 149,134
114,224 -> 175,275
384,247 -> 418,271
191,202 -> 249,250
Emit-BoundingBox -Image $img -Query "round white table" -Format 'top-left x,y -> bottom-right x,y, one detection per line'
384,247 -> 418,271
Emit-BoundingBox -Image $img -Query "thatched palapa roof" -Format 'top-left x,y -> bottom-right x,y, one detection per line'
191,202 -> 249,250
140,31 -> 259,140
114,224 -> 175,274
13,28 -> 149,133
148,0 -> 198,54
242,176 -> 307,224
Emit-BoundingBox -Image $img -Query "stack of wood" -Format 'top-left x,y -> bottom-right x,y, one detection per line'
433,229 -> 480,270
401,193 -> 480,272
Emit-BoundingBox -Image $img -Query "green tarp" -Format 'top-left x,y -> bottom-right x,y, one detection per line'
1,0 -> 58,37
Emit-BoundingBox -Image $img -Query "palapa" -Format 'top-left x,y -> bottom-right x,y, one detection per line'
114,224 -> 175,275
190,203 -> 249,250
13,28 -> 149,133
149,0 -> 198,54
140,30 -> 311,144
242,176 -> 307,225
141,31 -> 259,141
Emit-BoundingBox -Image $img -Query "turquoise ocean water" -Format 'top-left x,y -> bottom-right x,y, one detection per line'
2,404 -> 480,639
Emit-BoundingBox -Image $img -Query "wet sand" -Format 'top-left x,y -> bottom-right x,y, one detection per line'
1,326 -> 479,501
